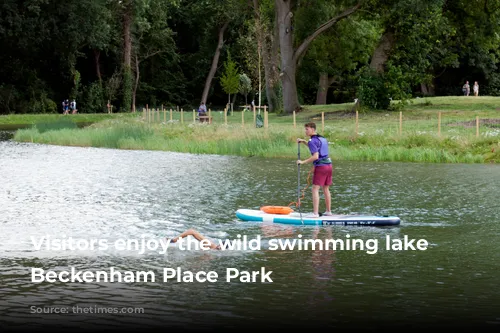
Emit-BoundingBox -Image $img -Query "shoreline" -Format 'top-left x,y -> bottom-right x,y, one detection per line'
3,97 -> 500,164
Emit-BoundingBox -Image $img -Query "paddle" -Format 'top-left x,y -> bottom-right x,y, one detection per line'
297,141 -> 303,224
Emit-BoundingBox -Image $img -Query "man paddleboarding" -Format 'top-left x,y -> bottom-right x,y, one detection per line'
296,122 -> 333,218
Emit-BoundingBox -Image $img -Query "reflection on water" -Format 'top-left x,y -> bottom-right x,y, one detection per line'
0,139 -> 500,330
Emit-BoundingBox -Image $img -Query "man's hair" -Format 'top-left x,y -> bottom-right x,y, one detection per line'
304,122 -> 316,130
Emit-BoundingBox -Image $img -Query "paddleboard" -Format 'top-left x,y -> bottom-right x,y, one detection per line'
236,209 -> 400,226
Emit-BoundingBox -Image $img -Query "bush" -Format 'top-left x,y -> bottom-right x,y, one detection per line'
357,68 -> 390,110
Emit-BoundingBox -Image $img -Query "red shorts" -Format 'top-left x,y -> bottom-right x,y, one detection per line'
312,165 -> 333,186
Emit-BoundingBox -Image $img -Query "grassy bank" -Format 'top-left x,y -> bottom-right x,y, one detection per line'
0,113 -> 135,130
7,96 -> 500,163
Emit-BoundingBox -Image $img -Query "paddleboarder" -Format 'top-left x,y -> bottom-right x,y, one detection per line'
297,122 -> 333,218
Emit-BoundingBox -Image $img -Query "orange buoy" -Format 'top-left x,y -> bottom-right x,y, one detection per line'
260,206 -> 294,215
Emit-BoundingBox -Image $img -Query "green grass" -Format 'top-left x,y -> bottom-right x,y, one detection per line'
33,117 -> 78,133
8,96 -> 500,164
0,112 -> 135,129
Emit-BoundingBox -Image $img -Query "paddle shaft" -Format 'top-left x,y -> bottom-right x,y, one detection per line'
297,142 -> 301,217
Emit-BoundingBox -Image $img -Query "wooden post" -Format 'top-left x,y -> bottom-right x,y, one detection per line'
170,108 -> 172,121
146,104 -> 149,124
355,110 -> 359,136
253,105 -> 256,126
142,107 -> 146,120
321,112 -> 324,132
181,108 -> 184,123
438,112 -> 441,136
476,116 -> 479,137
264,105 -> 268,128
193,109 -> 196,123
224,108 -> 228,125
293,111 -> 296,128
208,109 -> 211,123
399,111 -> 402,135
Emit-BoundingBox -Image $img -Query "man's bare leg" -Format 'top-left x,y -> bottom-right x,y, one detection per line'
322,185 -> 331,213
312,185 -> 320,215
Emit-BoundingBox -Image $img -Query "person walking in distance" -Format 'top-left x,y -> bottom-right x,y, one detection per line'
473,81 -> 479,97
462,81 -> 470,96
296,122 -> 333,218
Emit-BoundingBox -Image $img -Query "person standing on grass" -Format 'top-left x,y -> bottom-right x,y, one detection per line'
462,81 -> 470,96
473,81 -> 479,96
70,99 -> 77,114
296,122 -> 333,218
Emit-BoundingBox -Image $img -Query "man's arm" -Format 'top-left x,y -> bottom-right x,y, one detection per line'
297,152 -> 319,165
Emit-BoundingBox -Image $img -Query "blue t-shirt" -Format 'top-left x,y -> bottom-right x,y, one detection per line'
308,135 -> 331,166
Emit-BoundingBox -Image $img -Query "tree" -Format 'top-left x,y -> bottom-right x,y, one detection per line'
252,0 -> 281,112
239,73 -> 252,105
296,18 -> 379,105
131,0 -> 176,112
220,51 -> 240,106
358,0 -> 461,108
194,0 -> 247,104
275,0 -> 361,114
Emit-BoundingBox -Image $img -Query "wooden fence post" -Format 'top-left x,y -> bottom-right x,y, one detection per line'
399,111 -> 402,135
438,112 -> 441,136
253,105 -> 256,126
264,105 -> 268,128
355,110 -> 359,136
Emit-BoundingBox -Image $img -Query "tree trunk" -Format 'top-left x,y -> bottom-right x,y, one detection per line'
254,0 -> 280,112
201,21 -> 229,105
276,0 -> 299,114
132,54 -> 140,113
94,49 -> 101,83
276,0 -> 361,114
121,3 -> 133,112
263,10 -> 281,112
420,82 -> 435,96
123,6 -> 132,68
315,72 -> 329,105
369,30 -> 395,73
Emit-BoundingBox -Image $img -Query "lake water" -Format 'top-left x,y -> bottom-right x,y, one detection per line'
1,133 -> 499,330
